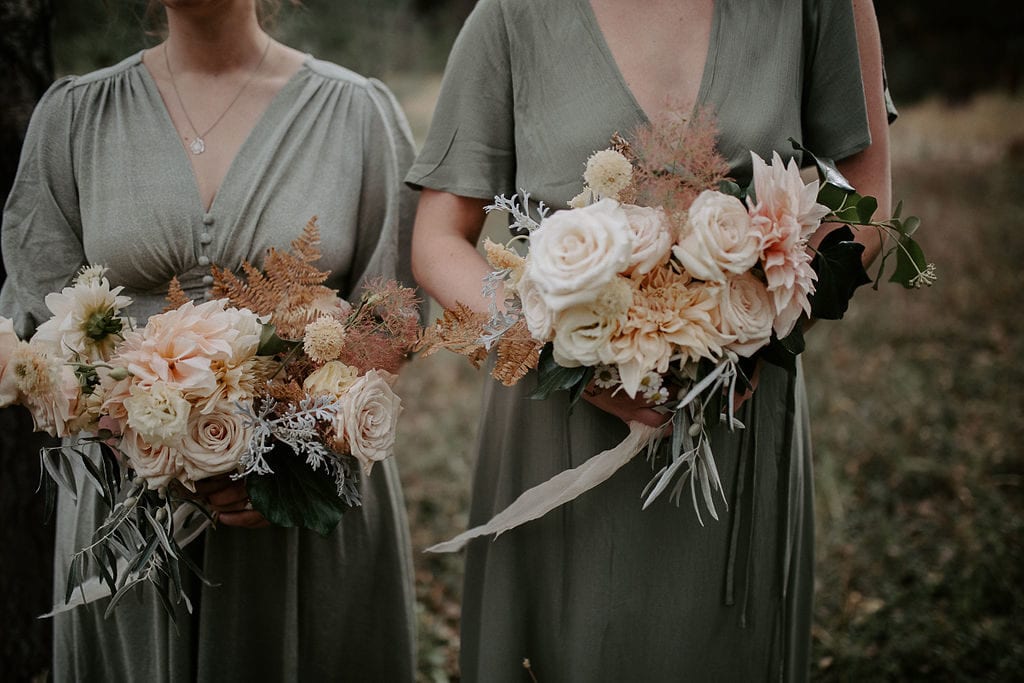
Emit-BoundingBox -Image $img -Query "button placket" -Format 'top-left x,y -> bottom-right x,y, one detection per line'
199,212 -> 215,298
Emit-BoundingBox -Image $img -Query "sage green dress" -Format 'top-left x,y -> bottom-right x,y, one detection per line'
407,1 -> 878,681
1,53 -> 418,681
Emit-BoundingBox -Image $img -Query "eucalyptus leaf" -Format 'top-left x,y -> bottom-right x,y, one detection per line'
890,234 -> 928,289
901,215 -> 921,237
817,182 -> 850,211
810,226 -> 871,319
247,443 -> 354,536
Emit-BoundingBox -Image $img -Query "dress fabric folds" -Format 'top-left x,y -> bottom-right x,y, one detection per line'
1,52 -> 418,682
406,0 -> 874,680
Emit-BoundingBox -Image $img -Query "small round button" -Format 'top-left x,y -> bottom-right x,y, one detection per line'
202,275 -> 214,285
199,232 -> 212,244
198,255 -> 210,266
202,213 -> 215,225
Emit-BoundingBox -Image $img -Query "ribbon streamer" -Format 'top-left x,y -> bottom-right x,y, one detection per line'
427,421 -> 662,553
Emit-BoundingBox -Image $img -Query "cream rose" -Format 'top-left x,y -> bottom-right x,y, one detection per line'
335,370 -> 402,475
551,303 -> 622,368
0,317 -> 22,407
179,401 -> 252,484
672,190 -> 762,282
526,199 -> 633,311
716,273 -> 775,356
622,205 -> 672,276
516,271 -> 556,342
303,360 -> 360,399
123,381 -> 191,446
118,427 -> 183,489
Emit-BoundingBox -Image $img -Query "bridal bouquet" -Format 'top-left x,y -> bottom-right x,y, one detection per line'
0,218 -> 419,614
418,113 -> 933,551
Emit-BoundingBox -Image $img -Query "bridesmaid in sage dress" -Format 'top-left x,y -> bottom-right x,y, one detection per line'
1,2 -> 417,681
408,0 -> 894,680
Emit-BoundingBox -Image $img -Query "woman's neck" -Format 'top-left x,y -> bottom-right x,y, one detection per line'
163,1 -> 267,75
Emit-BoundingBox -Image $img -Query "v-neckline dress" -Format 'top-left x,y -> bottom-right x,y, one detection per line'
407,1 -> 875,681
1,51 -> 419,682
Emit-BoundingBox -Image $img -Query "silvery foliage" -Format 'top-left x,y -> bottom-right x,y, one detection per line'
477,191 -> 550,349
641,359 -> 743,524
237,395 -> 357,501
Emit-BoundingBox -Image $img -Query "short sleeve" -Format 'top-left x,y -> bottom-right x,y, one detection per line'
346,79 -> 421,314
801,0 -> 872,161
404,0 -> 515,199
0,77 -> 86,339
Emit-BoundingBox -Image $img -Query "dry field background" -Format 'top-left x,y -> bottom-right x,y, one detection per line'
390,84 -> 1024,682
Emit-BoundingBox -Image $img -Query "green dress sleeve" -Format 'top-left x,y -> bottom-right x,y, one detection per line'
801,0 -> 873,160
0,77 -> 87,339
405,0 -> 515,199
345,79 -> 419,299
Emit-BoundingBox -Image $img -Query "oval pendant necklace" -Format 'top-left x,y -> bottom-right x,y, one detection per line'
164,38 -> 272,155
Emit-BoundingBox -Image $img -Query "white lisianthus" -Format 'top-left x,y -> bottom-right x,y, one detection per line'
622,205 -> 673,276
118,427 -> 183,490
551,303 -> 622,368
672,190 -> 762,283
527,199 -> 633,311
123,381 -> 191,446
303,360 -> 360,399
583,149 -> 633,200
179,400 -> 252,485
716,272 -> 775,356
334,370 -> 402,475
32,269 -> 132,363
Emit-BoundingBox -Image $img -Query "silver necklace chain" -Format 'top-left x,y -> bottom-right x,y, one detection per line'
163,38 -> 272,155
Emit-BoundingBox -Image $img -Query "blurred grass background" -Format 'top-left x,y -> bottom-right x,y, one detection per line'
1,1 -> 1021,680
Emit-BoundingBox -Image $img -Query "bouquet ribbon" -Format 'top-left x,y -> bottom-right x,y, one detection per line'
427,421 -> 663,553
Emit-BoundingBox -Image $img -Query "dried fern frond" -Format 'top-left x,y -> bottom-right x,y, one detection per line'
492,321 -> 542,386
163,277 -> 190,311
416,303 -> 490,368
210,216 -> 333,319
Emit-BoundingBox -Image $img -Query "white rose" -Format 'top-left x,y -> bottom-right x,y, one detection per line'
334,370 -> 402,475
716,273 -> 775,356
551,304 -> 621,368
516,272 -> 556,341
672,190 -> 762,282
119,426 -> 183,490
622,205 -> 672,276
527,199 -> 633,311
123,381 -> 191,446
179,401 -> 252,484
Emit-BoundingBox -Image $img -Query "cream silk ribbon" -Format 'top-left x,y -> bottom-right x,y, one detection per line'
428,421 -> 662,553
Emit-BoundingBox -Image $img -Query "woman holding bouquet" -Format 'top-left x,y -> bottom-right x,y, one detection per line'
409,0 -> 894,680
1,0 -> 417,680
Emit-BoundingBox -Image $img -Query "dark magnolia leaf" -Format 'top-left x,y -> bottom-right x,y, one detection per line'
780,325 -> 806,355
528,345 -> 590,400
789,138 -> 856,192
810,226 -> 871,320
817,182 -> 851,212
247,444 -> 354,536
890,234 -> 929,289
567,366 -> 595,408
759,335 -> 798,372
856,195 -> 878,223
718,179 -> 745,200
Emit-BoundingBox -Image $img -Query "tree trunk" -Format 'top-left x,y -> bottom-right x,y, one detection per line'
0,1 -> 55,680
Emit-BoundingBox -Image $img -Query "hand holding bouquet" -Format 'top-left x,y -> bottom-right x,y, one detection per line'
418,112 -> 933,551
0,219 -> 419,615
